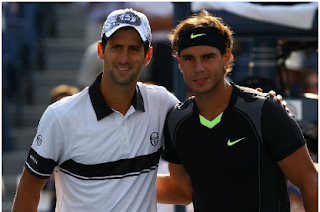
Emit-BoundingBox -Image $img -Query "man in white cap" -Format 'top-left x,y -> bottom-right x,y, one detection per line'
12,8 -> 179,212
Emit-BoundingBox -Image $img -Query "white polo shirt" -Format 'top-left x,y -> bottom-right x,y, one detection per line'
25,73 -> 179,212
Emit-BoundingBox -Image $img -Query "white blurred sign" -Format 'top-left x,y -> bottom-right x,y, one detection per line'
285,100 -> 302,121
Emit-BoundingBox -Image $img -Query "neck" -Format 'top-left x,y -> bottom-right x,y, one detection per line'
100,78 -> 137,115
195,80 -> 232,121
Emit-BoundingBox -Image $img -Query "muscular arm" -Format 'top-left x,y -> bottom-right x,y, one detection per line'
12,167 -> 48,212
157,162 -> 193,205
278,145 -> 318,212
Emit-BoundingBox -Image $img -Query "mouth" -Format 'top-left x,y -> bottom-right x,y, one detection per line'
193,77 -> 208,84
115,65 -> 131,74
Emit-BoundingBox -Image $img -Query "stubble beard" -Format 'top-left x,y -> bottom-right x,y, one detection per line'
109,69 -> 137,86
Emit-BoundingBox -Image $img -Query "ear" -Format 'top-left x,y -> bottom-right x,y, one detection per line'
223,49 -> 231,65
97,42 -> 104,60
177,55 -> 181,64
176,55 -> 182,72
143,47 -> 153,65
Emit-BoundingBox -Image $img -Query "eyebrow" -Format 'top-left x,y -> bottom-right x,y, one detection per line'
181,52 -> 217,58
110,43 -> 143,49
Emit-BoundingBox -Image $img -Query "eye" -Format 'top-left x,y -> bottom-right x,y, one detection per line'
203,54 -> 214,59
130,46 -> 140,52
183,56 -> 193,61
112,45 -> 121,50
130,47 -> 139,52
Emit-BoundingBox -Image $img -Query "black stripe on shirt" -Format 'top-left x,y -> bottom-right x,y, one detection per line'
59,148 -> 162,180
25,148 -> 57,179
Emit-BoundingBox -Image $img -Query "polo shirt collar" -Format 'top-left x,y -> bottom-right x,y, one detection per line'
89,72 -> 145,121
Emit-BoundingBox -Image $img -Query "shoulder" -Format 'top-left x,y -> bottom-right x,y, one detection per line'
138,82 -> 179,104
138,82 -> 168,93
165,97 -> 195,145
48,88 -> 88,117
233,84 -> 294,123
173,96 -> 195,111
167,96 -> 195,124
234,84 -> 288,116
263,95 -> 295,119
231,84 -> 272,111
234,84 -> 269,102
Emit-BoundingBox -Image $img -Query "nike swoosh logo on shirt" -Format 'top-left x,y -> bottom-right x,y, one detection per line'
227,137 -> 245,146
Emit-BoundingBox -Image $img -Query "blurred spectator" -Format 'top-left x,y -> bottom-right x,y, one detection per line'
36,3 -> 58,70
2,53 -> 12,151
2,2 -> 25,129
2,2 -> 58,151
303,72 -> 318,96
2,178 -> 5,195
76,41 -> 103,90
2,2 -> 55,124
282,50 -> 308,96
50,84 -> 80,104
2,4 -> 13,150
18,3 -> 47,104
230,41 -> 254,84
280,48 -> 318,97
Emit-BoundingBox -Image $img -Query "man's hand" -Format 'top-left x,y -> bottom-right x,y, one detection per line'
256,88 -> 289,113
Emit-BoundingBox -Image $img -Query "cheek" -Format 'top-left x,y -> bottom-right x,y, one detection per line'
129,52 -> 145,63
179,61 -> 193,72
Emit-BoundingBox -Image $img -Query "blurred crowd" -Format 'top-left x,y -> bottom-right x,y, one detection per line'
2,2 -> 58,151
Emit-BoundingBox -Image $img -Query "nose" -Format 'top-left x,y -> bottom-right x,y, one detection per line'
118,49 -> 129,64
195,59 -> 204,73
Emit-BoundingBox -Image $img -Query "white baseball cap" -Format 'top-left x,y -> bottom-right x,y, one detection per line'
101,8 -> 152,47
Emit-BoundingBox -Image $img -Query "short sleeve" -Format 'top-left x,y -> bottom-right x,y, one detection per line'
262,98 -> 306,161
162,110 -> 183,164
25,106 -> 64,179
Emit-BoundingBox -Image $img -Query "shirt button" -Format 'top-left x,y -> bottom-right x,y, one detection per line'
123,137 -> 126,141
122,122 -> 125,126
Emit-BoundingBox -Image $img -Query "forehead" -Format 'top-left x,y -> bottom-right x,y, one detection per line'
180,45 -> 220,56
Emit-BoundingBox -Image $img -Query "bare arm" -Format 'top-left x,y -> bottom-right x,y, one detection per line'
12,167 -> 48,212
157,162 -> 193,205
148,15 -> 173,32
278,145 -> 318,212
129,6 -> 173,32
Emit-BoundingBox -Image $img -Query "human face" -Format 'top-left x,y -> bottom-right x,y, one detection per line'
98,28 -> 150,86
178,45 -> 227,95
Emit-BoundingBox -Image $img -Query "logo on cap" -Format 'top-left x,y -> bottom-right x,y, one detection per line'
116,11 -> 141,26
104,11 -> 141,34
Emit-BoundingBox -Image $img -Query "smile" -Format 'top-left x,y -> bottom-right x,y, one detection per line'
116,66 -> 130,70
115,65 -> 131,73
